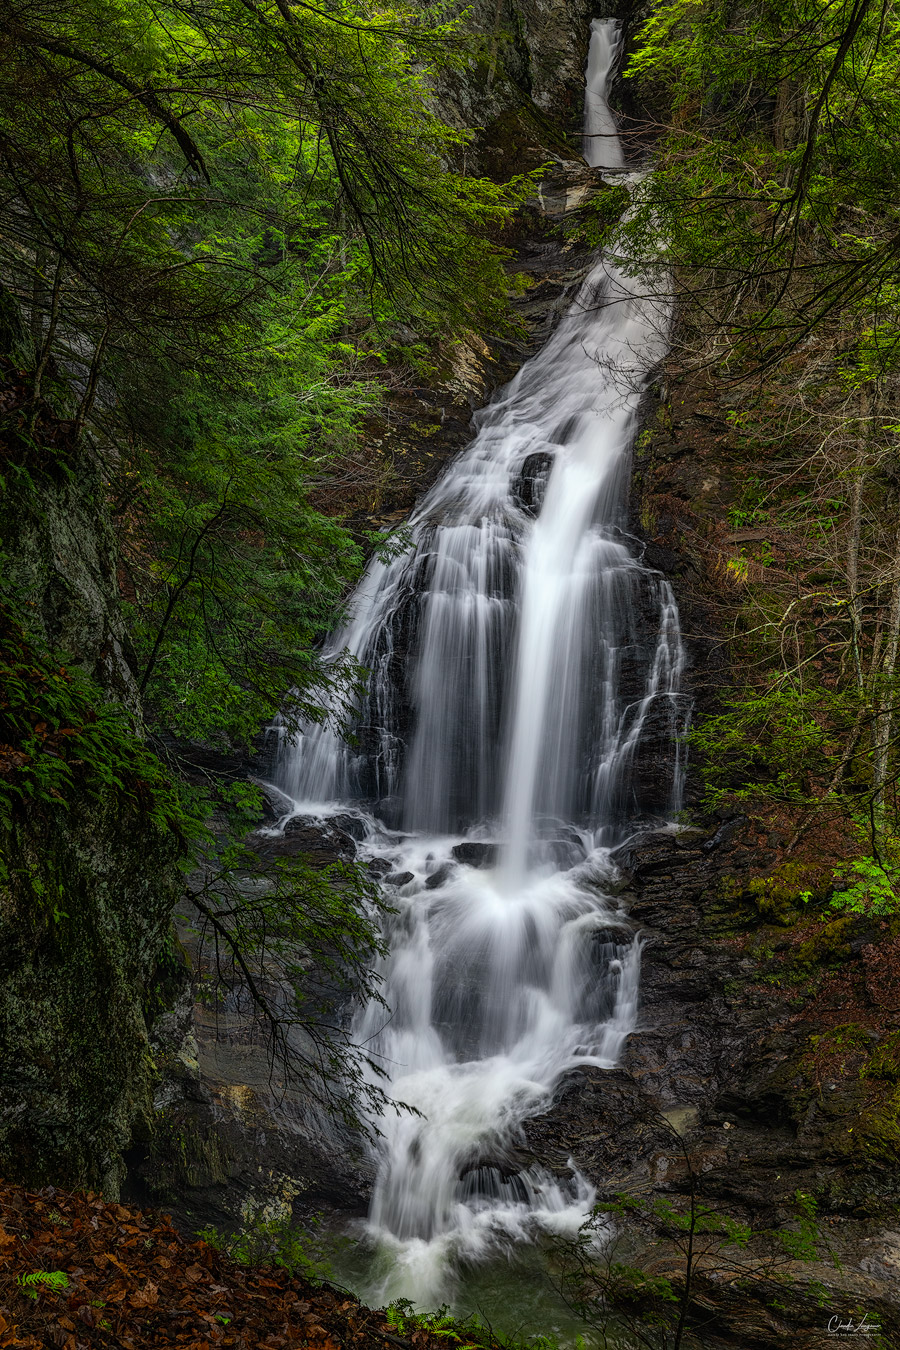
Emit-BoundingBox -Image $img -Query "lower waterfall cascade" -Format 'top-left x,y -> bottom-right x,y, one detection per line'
272,17 -> 688,1315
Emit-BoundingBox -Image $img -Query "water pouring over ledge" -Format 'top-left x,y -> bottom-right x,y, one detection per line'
272,17 -> 687,1312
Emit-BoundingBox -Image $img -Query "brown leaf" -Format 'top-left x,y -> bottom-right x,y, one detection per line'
184,1263 -> 207,1283
128,1280 -> 159,1308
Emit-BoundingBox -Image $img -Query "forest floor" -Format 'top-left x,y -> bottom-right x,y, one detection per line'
0,1182 -> 473,1350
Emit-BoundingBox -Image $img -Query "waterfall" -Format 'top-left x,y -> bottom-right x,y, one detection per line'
273,17 -> 686,1311
583,18 -> 626,170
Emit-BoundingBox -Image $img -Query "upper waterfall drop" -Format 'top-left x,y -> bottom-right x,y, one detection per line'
583,19 -> 626,170
272,17 -> 686,1314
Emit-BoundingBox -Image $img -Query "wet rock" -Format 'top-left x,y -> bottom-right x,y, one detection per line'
523,817 -> 900,1350
265,815 -> 358,866
425,863 -> 456,890
702,814 -> 749,852
591,926 -> 630,950
451,841 -> 500,868
128,977 -> 374,1229
511,451 -> 554,516
366,857 -> 392,877
374,796 -> 404,829
544,837 -> 585,868
385,871 -> 415,887
331,813 -> 368,842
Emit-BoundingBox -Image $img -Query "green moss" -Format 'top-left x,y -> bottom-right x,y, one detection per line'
146,1109 -> 230,1198
796,1026 -> 900,1164
790,915 -> 855,968
0,792 -> 182,1196
141,930 -> 192,1028
852,1032 -> 900,1158
863,1030 -> 900,1081
719,861 -> 826,927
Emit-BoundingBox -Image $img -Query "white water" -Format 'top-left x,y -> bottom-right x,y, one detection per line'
583,18 -> 626,170
273,19 -> 686,1311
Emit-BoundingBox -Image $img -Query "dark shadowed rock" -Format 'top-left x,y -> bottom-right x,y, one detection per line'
264,815 -> 358,866
511,451 -> 554,516
425,863 -> 456,890
331,813 -> 368,842
451,841 -> 500,868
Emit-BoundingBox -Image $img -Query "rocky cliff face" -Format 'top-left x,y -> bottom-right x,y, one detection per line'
432,0 -> 596,139
0,372 -> 182,1197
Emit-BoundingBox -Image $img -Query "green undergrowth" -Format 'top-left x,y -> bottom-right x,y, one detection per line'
384,1301 -> 577,1350
719,859 -> 825,926
0,598 -> 204,882
198,1214 -> 343,1288
564,184 -> 631,250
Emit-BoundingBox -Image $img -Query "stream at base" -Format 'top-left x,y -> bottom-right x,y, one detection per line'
269,18 -> 687,1334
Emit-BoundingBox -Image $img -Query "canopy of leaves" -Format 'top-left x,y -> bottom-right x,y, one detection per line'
623,0 -> 900,375
0,0 -> 521,745
625,2 -> 900,849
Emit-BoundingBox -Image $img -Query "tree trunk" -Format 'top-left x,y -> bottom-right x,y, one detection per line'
873,523 -> 900,832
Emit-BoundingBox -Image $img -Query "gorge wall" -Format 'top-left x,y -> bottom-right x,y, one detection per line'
0,359 -> 183,1195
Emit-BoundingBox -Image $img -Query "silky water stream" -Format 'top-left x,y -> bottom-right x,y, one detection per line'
271,18 -> 686,1338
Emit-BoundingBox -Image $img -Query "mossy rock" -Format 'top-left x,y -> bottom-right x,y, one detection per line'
790,915 -> 856,968
720,861 -> 825,928
0,793 -> 181,1196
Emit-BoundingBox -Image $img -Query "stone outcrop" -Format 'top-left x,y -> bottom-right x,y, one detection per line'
0,395 -> 182,1196
519,820 -> 900,1343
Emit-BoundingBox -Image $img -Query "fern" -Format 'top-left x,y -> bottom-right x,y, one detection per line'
17,1270 -> 69,1299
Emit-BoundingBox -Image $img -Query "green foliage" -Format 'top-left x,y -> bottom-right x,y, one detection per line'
688,684 -> 843,807
723,861 -> 819,925
198,1212 -> 340,1285
623,1 -> 900,847
599,1191 -> 752,1246
0,599 -> 204,879
17,1270 -> 69,1299
565,184 -> 632,250
830,851 -> 900,916
623,0 -> 900,370
0,0 -> 523,749
777,1191 -> 820,1261
0,0 -> 528,1140
553,1173 -> 840,1347
384,1301 -> 571,1350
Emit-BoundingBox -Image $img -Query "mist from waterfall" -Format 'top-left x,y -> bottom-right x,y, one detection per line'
272,17 -> 686,1312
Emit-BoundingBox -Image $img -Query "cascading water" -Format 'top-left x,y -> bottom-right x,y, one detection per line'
274,17 -> 686,1314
